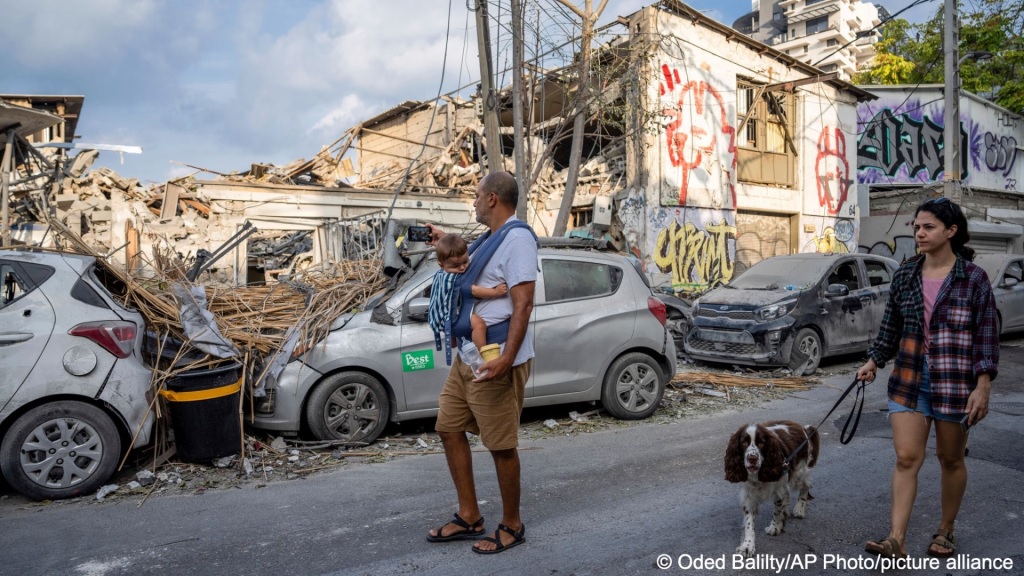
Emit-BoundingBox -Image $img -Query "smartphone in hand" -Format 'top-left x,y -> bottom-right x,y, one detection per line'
960,414 -> 972,433
408,225 -> 432,243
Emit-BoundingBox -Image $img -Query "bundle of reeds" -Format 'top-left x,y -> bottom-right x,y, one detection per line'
671,371 -> 812,391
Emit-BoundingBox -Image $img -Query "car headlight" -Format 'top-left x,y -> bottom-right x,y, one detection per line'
756,301 -> 796,322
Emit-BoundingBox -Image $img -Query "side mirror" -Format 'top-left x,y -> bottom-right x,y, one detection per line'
407,297 -> 430,321
826,283 -> 850,297
1002,276 -> 1019,288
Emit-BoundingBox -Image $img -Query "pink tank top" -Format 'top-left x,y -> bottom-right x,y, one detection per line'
922,276 -> 944,351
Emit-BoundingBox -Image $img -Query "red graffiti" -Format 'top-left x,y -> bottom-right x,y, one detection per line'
660,64 -> 736,207
815,127 -> 850,216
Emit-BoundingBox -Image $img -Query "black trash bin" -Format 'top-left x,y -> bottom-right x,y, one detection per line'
159,362 -> 243,463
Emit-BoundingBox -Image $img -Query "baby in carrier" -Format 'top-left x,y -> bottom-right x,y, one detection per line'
427,234 -> 508,354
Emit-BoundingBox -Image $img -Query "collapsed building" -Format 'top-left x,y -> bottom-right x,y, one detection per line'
4,1 -> 879,295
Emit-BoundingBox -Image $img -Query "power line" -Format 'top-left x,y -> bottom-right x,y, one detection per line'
383,0 -> 455,229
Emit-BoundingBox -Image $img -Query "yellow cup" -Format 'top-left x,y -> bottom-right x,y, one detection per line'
479,344 -> 501,363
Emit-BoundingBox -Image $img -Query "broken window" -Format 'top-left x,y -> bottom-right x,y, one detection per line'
1,264 -> 28,308
865,260 -> 892,287
827,262 -> 860,291
736,80 -> 797,187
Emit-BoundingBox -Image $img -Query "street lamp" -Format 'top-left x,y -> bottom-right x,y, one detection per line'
960,50 -> 994,65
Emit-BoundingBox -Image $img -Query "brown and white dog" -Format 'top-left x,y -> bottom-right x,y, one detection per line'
724,420 -> 820,557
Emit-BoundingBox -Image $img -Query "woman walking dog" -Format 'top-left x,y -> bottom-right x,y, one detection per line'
856,197 -> 998,559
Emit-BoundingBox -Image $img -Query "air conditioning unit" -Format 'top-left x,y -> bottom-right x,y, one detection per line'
593,196 -> 612,230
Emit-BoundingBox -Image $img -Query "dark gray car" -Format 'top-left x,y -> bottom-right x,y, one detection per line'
685,253 -> 898,375
0,250 -> 154,500
250,248 -> 676,444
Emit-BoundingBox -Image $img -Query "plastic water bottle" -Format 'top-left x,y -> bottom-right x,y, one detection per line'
460,338 -> 485,377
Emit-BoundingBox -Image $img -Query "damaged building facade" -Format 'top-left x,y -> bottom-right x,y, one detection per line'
351,2 -> 872,293
856,85 -> 1024,260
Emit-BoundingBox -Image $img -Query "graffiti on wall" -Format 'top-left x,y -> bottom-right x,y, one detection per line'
857,108 -> 969,182
658,63 -> 736,208
859,236 -> 918,264
983,132 -> 1018,177
803,219 -> 856,254
815,128 -> 852,216
650,207 -> 736,291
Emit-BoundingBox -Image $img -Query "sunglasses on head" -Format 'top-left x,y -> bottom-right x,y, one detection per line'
924,197 -> 951,205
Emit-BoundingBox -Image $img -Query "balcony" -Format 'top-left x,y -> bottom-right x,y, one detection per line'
785,2 -> 840,23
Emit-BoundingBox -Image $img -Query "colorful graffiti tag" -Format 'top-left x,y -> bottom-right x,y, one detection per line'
857,108 -> 969,182
651,207 -> 736,291
658,64 -> 736,208
815,128 -> 851,216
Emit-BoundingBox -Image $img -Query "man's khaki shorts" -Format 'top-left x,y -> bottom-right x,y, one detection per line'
435,356 -> 532,451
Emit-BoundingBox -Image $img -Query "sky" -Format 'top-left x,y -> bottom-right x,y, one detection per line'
0,0 -> 936,185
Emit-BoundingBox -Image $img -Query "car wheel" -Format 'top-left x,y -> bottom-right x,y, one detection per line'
789,327 -> 822,376
601,352 -> 665,420
306,372 -> 390,444
0,401 -> 121,501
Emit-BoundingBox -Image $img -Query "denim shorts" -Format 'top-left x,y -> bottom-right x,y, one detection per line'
887,357 -> 965,424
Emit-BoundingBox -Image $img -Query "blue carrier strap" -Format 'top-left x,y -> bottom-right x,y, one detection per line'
441,219 -> 536,365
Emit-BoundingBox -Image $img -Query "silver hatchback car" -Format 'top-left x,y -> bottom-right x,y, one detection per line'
0,250 -> 154,500
250,248 -> 676,444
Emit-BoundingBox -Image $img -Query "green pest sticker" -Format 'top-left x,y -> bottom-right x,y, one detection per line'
402,349 -> 435,372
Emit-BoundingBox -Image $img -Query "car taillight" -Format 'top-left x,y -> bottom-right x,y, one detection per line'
69,321 -> 137,359
647,296 -> 667,327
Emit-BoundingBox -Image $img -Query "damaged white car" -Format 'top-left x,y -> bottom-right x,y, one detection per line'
0,250 -> 154,500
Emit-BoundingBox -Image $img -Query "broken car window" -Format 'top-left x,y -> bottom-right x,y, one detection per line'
1,264 -> 28,308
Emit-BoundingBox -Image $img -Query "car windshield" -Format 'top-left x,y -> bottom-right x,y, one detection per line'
728,258 -> 831,290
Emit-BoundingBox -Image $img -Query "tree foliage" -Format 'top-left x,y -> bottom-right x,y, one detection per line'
854,0 -> 1024,112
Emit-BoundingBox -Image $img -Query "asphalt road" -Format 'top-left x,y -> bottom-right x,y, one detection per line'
2,344 -> 1023,576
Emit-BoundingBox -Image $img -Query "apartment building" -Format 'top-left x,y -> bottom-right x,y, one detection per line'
733,0 -> 889,80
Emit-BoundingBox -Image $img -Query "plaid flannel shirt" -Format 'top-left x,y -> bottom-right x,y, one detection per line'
867,254 -> 998,415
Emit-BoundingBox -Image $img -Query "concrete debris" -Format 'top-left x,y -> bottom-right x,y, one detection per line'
214,456 -> 236,468
95,484 -> 119,501
568,410 -> 589,423
416,438 -> 429,449
136,470 -> 156,487
544,419 -> 559,429
270,437 -> 287,450
127,481 -> 142,490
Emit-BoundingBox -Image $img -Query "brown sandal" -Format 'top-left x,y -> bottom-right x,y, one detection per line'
865,536 -> 907,559
927,529 -> 956,558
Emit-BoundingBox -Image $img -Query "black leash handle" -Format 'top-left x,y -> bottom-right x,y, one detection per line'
784,377 -> 868,468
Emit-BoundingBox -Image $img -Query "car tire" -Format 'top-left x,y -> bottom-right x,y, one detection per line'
601,352 -> 665,420
789,327 -> 822,376
0,401 -> 122,501
306,372 -> 390,444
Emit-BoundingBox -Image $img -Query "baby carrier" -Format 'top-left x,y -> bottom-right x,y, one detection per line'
438,219 -> 536,365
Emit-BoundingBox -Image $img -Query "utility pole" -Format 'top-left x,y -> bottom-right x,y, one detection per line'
511,0 -> 528,219
942,0 -> 961,201
474,0 -> 503,176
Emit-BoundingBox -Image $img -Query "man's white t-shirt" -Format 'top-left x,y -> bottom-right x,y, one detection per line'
462,216 -> 537,366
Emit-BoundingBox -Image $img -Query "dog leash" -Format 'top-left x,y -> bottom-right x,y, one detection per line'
783,377 -> 868,470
